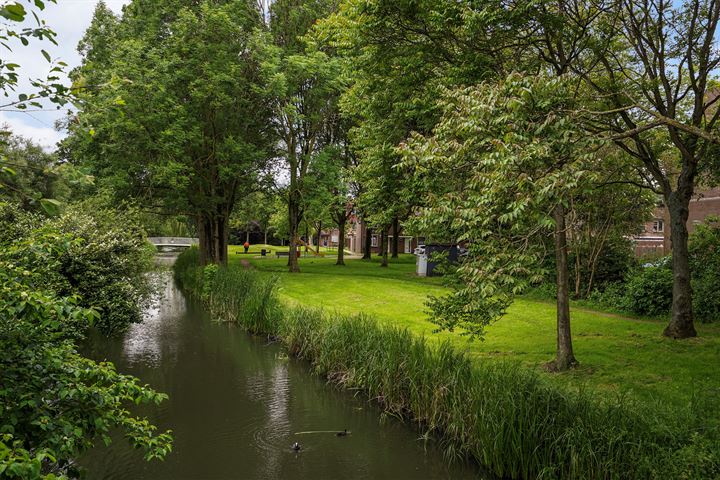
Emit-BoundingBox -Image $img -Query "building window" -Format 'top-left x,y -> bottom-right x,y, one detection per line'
652,219 -> 664,233
371,235 -> 378,247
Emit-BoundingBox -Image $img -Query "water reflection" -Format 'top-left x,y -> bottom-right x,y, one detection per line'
80,268 -> 481,480
122,273 -> 184,368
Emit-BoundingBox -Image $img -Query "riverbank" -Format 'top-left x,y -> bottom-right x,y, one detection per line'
235,250 -> 720,411
177,248 -> 719,479
82,269 -> 476,479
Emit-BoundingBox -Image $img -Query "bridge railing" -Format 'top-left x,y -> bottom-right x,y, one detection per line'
147,237 -> 199,247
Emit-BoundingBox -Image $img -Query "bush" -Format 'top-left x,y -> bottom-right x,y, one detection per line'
567,236 -> 637,295
0,259 -> 172,478
623,265 -> 674,317
0,202 -> 42,245
584,217 -> 720,322
1,205 -> 156,335
585,281 -> 630,312
689,217 -> 720,323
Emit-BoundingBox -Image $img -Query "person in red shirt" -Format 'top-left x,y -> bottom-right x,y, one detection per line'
243,241 -> 250,253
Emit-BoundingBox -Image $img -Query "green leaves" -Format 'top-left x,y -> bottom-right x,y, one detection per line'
0,0 -> 65,110
400,74 -> 599,336
66,0 -> 272,264
38,197 -> 61,216
0,202 -> 172,476
0,3 -> 27,22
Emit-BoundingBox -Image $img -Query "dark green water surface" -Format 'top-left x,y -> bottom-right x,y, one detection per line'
80,272 -> 480,479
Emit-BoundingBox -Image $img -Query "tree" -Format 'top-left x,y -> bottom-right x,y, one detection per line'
71,1 -> 118,87
268,192 -> 291,244
316,144 -> 355,265
565,158 -> 655,298
0,0 -> 71,212
231,190 -> 278,245
0,130 -> 59,212
302,154 -> 336,252
402,74 -> 596,370
321,0 -> 533,269
263,0 -> 344,272
536,0 -> 720,338
65,0 -> 272,265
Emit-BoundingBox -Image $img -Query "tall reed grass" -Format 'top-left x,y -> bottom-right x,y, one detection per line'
174,248 -> 719,479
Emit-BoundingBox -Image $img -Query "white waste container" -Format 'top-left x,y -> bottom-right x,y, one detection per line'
416,254 -> 428,277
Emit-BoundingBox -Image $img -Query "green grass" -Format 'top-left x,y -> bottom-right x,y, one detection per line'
228,243 -> 353,257
177,248 -> 720,479
234,250 -> 720,413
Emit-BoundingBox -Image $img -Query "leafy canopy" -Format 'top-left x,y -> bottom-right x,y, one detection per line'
401,74 -> 598,337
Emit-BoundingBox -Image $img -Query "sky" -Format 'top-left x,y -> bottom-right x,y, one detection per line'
1,0 -> 130,150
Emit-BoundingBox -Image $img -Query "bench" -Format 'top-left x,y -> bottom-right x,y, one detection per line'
276,251 -> 289,258
235,249 -> 272,256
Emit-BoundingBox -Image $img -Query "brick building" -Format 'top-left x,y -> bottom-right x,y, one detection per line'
314,216 -> 419,255
633,188 -> 720,256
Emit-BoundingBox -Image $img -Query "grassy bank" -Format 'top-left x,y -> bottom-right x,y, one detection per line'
176,247 -> 718,479
236,253 -> 720,412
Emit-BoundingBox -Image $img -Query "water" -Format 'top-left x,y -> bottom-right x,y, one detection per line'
80,271 -> 480,479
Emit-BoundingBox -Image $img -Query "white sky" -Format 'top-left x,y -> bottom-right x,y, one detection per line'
2,0 -> 130,150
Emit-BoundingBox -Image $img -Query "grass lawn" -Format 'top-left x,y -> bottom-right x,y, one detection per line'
231,249 -> 720,414
229,243 -> 353,257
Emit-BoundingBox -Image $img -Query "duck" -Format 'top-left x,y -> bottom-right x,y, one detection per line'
291,442 -> 301,451
336,429 -> 349,437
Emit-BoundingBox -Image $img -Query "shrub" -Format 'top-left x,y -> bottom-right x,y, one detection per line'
0,261 -> 172,478
585,216 -> 720,322
585,281 -> 629,312
689,217 -> 720,323
623,264 -> 674,317
0,202 -> 42,245
567,235 -> 637,295
1,205 -> 156,335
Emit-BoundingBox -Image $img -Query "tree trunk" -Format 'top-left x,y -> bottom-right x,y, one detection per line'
391,216 -> 399,259
264,228 -> 268,245
377,229 -> 385,257
363,226 -> 372,260
381,226 -> 389,267
288,192 -> 301,273
336,218 -> 346,266
664,192 -> 697,338
316,222 -> 322,252
245,230 -> 250,243
198,213 -> 229,266
547,204 -> 577,371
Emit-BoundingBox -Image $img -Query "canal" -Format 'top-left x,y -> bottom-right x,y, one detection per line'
80,269 -> 480,479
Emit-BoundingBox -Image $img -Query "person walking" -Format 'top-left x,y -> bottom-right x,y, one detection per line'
243,241 -> 250,254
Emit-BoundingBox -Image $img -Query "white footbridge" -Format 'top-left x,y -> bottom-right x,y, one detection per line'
148,237 -> 199,249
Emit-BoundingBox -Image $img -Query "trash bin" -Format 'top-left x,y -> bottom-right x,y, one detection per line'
260,249 -> 267,257
425,244 -> 459,277
416,253 -> 428,277
296,250 -> 301,258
